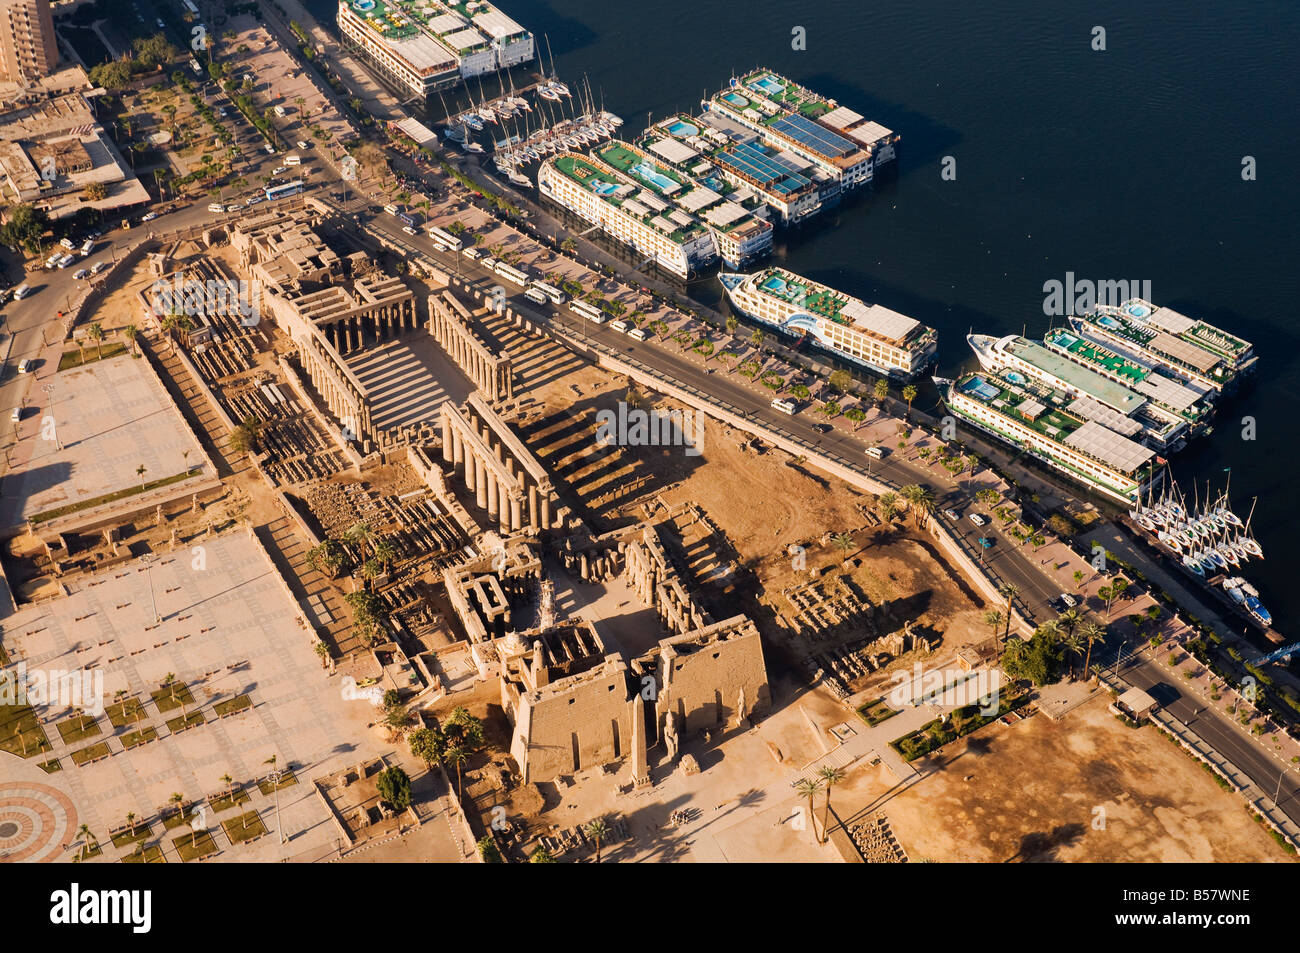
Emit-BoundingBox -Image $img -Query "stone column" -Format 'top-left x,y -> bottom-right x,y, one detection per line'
442,413 -> 453,463
486,471 -> 499,520
475,458 -> 489,509
509,494 -> 522,532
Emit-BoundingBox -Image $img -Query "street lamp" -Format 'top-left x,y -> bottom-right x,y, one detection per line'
41,383 -> 60,449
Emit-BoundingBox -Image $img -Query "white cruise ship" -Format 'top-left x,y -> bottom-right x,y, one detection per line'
719,268 -> 936,379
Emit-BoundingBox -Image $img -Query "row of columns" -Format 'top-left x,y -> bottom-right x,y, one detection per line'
440,402 -> 554,533
427,292 -> 514,401
297,336 -> 371,441
323,298 -> 417,356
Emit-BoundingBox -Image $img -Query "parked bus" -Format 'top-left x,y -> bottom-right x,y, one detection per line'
522,287 -> 549,306
397,210 -> 421,229
770,398 -> 797,415
493,261 -> 530,287
265,180 -> 304,201
383,203 -> 401,216
569,299 -> 605,324
426,225 -> 463,251
528,280 -> 566,305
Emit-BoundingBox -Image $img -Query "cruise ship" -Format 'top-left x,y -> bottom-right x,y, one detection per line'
967,332 -> 1213,452
538,152 -> 718,278
938,370 -> 1163,505
719,268 -> 937,379
702,69 -> 899,192
537,141 -> 772,277
337,0 -> 534,99
1068,298 -> 1256,394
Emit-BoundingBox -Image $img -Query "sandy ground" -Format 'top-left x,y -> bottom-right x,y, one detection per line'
832,696 -> 1291,863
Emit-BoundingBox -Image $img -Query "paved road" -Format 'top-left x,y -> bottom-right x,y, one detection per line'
1116,647 -> 1300,827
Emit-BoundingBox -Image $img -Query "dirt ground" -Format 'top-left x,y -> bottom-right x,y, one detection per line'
833,696 -> 1291,862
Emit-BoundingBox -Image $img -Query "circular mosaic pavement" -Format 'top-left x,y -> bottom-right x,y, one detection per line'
0,781 -> 78,862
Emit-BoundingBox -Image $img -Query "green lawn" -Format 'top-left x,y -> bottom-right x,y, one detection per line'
58,341 -> 129,371
213,694 -> 252,718
222,811 -> 268,844
165,711 -> 205,733
0,703 -> 53,758
210,787 -> 251,813
122,844 -> 166,864
106,698 -> 149,729
151,684 -> 196,714
110,823 -> 153,849
31,469 -> 201,525
121,725 -> 159,749
163,805 -> 202,831
70,741 -> 112,766
857,697 -> 902,728
56,714 -> 102,745
258,771 -> 297,796
172,830 -> 218,862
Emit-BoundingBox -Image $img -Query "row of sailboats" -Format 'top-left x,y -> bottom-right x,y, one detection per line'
1128,475 -> 1271,626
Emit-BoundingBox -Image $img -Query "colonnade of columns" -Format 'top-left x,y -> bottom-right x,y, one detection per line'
297,336 -> 372,441
624,532 -> 710,634
440,401 -> 555,533
427,292 -> 514,401
322,296 -> 417,356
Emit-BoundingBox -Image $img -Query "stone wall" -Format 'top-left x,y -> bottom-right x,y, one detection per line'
654,615 -> 770,738
507,658 -> 630,783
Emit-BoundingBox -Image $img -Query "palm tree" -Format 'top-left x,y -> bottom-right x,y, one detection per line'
876,491 -> 899,524
900,484 -> 934,528
163,673 -> 177,705
220,773 -> 234,805
78,823 -> 96,860
529,846 -> 557,863
901,383 -> 917,416
584,818 -> 609,863
832,532 -> 854,558
124,323 -> 139,355
1057,609 -> 1081,638
794,777 -> 823,841
873,378 -> 890,406
999,583 -> 1019,642
750,327 -> 764,350
983,610 -> 1003,640
725,315 -> 738,334
1080,622 -> 1105,681
87,322 -> 104,359
817,766 -> 845,844
135,464 -> 147,487
1073,569 -> 1085,592
444,745 -> 468,797
345,521 -> 375,563
371,538 -> 397,574
1061,633 -> 1084,680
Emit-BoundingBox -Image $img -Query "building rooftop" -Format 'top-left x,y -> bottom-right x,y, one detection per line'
1002,336 -> 1148,416
747,268 -> 928,346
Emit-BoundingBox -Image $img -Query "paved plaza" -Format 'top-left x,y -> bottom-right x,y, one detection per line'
0,353 -> 208,531
0,532 -> 389,862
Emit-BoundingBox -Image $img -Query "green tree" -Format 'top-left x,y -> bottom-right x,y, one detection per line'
794,777 -> 823,842
444,744 -> 468,797
0,203 -> 51,254
983,610 -> 1003,640
135,463 -> 148,487
874,378 -> 890,404
817,766 -> 845,844
376,766 -> 411,811
725,315 -> 738,334
750,327 -> 765,349
902,384 -> 917,415
87,322 -> 104,358
832,532 -> 854,557
584,818 -> 609,863
477,835 -> 503,863
1080,621 -> 1105,681
529,846 -> 557,863
828,369 -> 851,393
1001,628 -> 1063,686
409,727 -> 445,769
900,484 -> 934,527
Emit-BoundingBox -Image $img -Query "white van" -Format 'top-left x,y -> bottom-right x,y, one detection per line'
462,247 -> 482,260
14,283 -> 31,299
273,105 -> 286,117
628,327 -> 648,341
865,446 -> 885,460
208,203 -> 225,213
609,319 -> 630,333
770,398 -> 796,415
284,154 -> 301,166
80,239 -> 94,256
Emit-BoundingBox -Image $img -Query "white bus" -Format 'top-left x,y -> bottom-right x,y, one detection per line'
383,204 -> 401,216
770,398 -> 797,415
569,299 -> 605,324
493,261 -> 530,287
522,287 -> 549,306
426,225 -> 463,251
529,281 -> 566,305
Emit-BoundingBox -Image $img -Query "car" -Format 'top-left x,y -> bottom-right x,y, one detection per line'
264,144 -> 276,155
155,17 -> 165,28
812,423 -> 832,434
217,107 -> 227,118
273,166 -> 286,175
10,407 -> 21,423
87,230 -> 101,240
56,254 -> 75,268
91,261 -> 109,274
247,194 -> 265,205
943,508 -> 961,521
17,359 -> 31,374
1057,592 -> 1079,609
968,512 -> 990,527
141,212 -> 158,222
402,225 -> 418,235
73,268 -> 88,280
296,140 -> 310,150
431,241 -> 447,252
